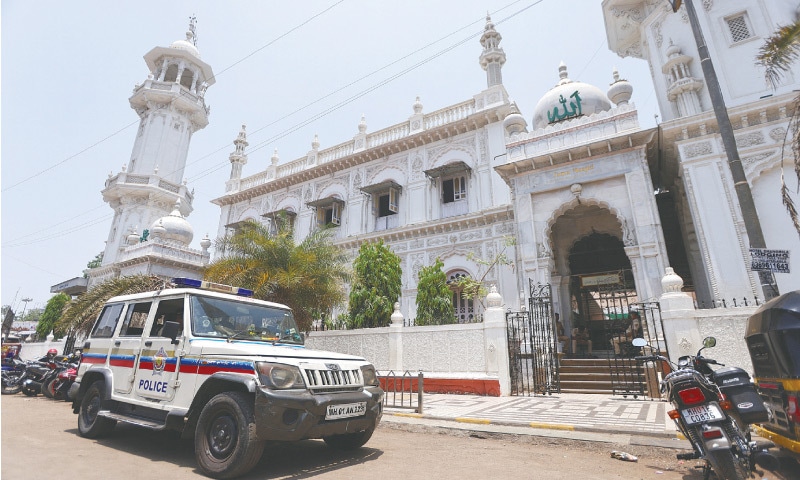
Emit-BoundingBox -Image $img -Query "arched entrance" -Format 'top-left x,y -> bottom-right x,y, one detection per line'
548,204 -> 638,354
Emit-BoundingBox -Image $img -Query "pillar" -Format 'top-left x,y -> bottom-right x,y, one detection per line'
483,286 -> 511,396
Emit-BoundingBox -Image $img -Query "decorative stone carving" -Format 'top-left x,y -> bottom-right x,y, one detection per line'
769,127 -> 787,142
353,172 -> 362,190
735,132 -> 765,148
679,337 -> 693,352
684,141 -> 712,158
661,267 -> 684,293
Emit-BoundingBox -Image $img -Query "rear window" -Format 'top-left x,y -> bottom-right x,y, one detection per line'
91,303 -> 124,338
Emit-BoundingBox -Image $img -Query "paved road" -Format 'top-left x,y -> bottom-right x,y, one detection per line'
1,394 -> 794,479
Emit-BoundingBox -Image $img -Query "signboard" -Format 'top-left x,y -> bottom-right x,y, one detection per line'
750,248 -> 790,274
580,273 -> 621,287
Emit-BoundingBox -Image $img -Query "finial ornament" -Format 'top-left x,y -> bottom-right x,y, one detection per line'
188,14 -> 198,46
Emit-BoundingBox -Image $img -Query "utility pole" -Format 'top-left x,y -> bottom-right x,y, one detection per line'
20,297 -> 32,322
669,0 -> 778,301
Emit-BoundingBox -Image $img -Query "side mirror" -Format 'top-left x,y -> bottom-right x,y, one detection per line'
161,321 -> 182,344
631,338 -> 648,347
703,336 -> 716,348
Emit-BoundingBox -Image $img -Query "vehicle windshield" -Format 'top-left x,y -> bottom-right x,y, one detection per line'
190,295 -> 303,345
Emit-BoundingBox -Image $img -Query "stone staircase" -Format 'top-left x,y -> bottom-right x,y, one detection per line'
558,356 -> 653,397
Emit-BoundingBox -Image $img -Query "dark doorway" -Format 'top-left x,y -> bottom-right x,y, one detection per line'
568,232 -> 630,275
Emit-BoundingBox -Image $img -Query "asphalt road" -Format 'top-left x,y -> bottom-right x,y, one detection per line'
1,394 -> 795,479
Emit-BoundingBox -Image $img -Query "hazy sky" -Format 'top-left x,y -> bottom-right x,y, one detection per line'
1,0 -> 661,313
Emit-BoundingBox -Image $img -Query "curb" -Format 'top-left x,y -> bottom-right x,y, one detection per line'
384,410 -> 679,440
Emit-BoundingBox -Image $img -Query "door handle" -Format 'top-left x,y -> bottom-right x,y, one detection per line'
144,341 -> 152,347
114,341 -> 121,346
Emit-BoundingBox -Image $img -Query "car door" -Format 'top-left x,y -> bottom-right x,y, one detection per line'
110,301 -> 152,394
132,297 -> 185,402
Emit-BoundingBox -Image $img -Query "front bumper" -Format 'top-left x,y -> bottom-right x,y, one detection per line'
254,386 -> 383,442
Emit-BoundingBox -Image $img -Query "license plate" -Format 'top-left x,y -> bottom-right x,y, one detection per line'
326,402 -> 366,420
681,404 -> 724,425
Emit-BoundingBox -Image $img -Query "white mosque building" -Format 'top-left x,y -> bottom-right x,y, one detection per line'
74,2 -> 799,342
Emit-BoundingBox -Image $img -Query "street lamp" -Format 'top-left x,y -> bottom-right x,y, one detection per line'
20,297 -> 32,322
669,0 -> 778,300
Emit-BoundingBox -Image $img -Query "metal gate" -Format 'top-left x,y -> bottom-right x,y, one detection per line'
573,271 -> 667,398
505,281 -> 560,396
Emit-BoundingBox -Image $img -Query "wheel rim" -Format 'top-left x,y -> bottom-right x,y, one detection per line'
82,392 -> 101,425
206,414 -> 238,460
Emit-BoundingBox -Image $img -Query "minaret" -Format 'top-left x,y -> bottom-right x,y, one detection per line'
228,125 -> 248,180
479,13 -> 506,87
99,17 -> 215,267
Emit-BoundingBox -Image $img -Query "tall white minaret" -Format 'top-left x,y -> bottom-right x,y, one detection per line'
479,13 -> 506,88
100,17 -> 215,266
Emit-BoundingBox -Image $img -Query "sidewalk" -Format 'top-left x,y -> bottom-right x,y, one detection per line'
382,392 -> 692,450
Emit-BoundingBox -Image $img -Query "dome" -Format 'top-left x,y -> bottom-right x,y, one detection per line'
170,38 -> 201,59
151,201 -> 194,246
532,62 -> 612,130
607,68 -> 633,106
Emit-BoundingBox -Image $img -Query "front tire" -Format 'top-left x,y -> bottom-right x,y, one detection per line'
194,391 -> 264,479
21,381 -> 39,396
42,377 -> 57,399
323,425 -> 375,450
1,374 -> 22,395
77,380 -> 116,438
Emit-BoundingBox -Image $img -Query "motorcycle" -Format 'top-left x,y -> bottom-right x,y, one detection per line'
21,360 -> 53,397
1,357 -> 28,395
42,353 -> 80,400
633,336 -> 777,479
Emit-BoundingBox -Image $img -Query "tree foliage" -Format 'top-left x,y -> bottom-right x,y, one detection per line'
415,258 -> 454,326
347,240 -> 402,328
204,220 -> 350,332
57,275 -> 165,336
36,293 -> 70,339
454,236 -> 516,309
757,19 -> 800,238
84,252 -> 104,277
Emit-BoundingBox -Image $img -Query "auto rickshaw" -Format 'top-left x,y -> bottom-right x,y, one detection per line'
744,290 -> 800,462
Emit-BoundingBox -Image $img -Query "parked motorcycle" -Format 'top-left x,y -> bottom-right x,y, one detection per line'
633,336 -> 777,479
42,353 -> 80,400
1,357 -> 28,395
21,360 -> 52,396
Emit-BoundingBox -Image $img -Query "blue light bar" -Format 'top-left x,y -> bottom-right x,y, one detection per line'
172,278 -> 254,297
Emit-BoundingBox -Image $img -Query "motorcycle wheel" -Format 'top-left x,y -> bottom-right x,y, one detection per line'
1,375 -> 22,395
706,449 -> 748,480
42,377 -> 57,399
21,382 -> 39,396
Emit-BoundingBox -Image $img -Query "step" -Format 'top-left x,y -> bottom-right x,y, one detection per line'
98,411 -> 167,430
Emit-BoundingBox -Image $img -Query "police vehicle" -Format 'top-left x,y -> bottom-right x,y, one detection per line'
70,278 -> 383,479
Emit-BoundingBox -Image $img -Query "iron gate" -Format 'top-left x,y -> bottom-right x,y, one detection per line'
505,281 -> 560,396
573,271 -> 667,398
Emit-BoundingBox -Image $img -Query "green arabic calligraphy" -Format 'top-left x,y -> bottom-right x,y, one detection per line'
547,90 -> 583,123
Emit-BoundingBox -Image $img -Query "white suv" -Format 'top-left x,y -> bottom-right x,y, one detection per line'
70,278 -> 383,479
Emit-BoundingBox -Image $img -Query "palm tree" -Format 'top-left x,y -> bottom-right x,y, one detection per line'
204,220 -> 350,331
757,19 -> 800,237
57,274 -> 165,336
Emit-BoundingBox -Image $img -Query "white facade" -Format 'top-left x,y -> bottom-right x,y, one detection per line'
86,21 -> 213,287
603,0 -> 800,301
213,3 -> 799,330
213,17 -> 518,320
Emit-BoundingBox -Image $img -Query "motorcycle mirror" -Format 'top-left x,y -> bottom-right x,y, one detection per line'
631,338 -> 648,347
702,336 -> 716,348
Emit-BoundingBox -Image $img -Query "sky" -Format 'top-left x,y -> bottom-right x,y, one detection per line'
1,0 -> 661,314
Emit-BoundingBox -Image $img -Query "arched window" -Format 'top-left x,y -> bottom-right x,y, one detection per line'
180,70 -> 194,90
164,64 -> 179,83
447,270 -> 474,323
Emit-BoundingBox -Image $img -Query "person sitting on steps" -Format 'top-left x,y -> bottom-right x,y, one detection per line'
555,313 -> 570,354
611,311 -> 642,357
571,324 -> 592,356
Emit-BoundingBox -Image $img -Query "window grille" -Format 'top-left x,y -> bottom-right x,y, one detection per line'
726,15 -> 751,43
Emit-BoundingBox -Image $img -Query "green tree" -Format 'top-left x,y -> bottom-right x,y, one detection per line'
57,274 -> 164,336
454,236 -> 516,310
415,258 -> 454,326
205,220 -> 350,332
757,19 -> 800,237
84,252 -> 104,277
348,240 -> 401,328
36,293 -> 70,339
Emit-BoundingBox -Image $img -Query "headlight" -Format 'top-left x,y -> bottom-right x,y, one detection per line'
360,364 -> 380,387
256,362 -> 305,389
